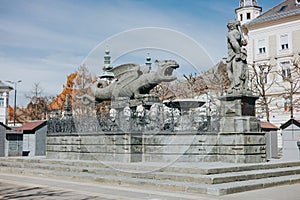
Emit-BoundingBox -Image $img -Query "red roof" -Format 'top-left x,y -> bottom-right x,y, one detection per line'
260,122 -> 278,130
15,121 -> 46,131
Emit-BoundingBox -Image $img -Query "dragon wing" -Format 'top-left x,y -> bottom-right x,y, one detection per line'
110,63 -> 143,86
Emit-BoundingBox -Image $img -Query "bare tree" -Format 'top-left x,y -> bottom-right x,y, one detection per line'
167,75 -> 206,99
151,61 -> 227,100
72,65 -> 97,116
201,60 -> 229,96
275,54 -> 300,119
73,64 -> 93,90
250,62 -> 277,122
150,82 -> 176,101
21,83 -> 52,121
183,73 -> 208,97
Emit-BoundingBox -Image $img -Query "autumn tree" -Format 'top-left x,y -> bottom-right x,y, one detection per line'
48,72 -> 77,112
49,64 -> 95,116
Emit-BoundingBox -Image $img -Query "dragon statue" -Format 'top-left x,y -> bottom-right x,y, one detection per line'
78,60 -> 179,104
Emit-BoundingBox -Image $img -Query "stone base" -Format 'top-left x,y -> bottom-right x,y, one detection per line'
46,133 -> 143,163
217,93 -> 265,163
46,131 -> 266,164
218,132 -> 266,163
220,116 -> 260,133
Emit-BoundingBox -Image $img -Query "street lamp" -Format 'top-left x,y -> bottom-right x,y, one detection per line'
6,80 -> 22,126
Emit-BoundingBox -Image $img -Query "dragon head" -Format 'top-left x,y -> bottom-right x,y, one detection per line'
154,60 -> 179,82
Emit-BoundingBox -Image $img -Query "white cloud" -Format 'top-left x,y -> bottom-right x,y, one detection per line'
0,54 -> 82,106
0,0 -> 230,107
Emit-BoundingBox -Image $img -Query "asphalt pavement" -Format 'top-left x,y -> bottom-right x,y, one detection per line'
0,172 -> 300,200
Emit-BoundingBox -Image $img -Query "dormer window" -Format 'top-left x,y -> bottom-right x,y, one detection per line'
279,5 -> 287,12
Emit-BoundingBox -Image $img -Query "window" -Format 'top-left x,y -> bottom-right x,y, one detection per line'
240,14 -> 243,21
263,70 -> 268,83
282,68 -> 291,78
280,34 -> 289,50
284,97 -> 291,112
257,39 -> 266,54
259,47 -> 266,54
0,98 -> 4,107
281,44 -> 289,50
258,64 -> 268,84
240,0 -> 245,7
280,61 -> 291,79
297,0 -> 300,5
279,5 -> 287,12
247,12 -> 251,20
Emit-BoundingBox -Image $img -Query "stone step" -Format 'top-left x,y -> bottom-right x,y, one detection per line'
0,161 -> 213,184
0,164 -> 300,196
2,157 -> 300,175
206,174 -> 300,195
1,158 -> 300,185
208,165 -> 300,184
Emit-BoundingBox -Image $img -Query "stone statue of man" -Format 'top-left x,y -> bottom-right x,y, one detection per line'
226,20 -> 248,93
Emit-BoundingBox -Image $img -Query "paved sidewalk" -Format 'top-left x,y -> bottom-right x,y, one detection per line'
0,172 -> 300,200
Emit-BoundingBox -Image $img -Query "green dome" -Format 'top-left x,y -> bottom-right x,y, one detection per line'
99,71 -> 114,79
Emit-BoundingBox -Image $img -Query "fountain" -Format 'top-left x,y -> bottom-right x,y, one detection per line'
47,21 -> 267,163
47,59 -> 218,163
163,98 -> 205,131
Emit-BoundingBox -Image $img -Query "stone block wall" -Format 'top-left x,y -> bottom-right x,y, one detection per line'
47,131 -> 266,163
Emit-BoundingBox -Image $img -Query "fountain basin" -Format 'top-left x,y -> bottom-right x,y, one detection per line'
163,98 -> 205,112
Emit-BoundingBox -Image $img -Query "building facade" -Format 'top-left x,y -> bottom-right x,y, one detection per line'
16,121 -> 47,156
238,0 -> 300,129
236,0 -> 262,25
0,81 -> 13,125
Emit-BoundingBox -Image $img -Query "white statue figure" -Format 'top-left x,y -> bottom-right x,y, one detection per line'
149,103 -> 159,121
109,108 -> 117,122
136,104 -> 145,119
123,106 -> 131,122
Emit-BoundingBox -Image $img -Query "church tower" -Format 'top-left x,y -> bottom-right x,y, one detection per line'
99,47 -> 114,81
235,0 -> 262,25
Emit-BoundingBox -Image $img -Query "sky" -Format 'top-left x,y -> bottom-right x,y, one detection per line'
0,0 -> 282,107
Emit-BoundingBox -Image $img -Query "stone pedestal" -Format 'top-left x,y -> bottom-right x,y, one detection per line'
219,93 -> 266,163
220,94 -> 260,133
220,94 -> 258,117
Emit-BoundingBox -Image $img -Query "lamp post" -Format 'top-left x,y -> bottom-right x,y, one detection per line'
6,80 -> 22,126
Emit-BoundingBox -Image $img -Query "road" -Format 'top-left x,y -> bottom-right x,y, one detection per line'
0,172 -> 300,200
